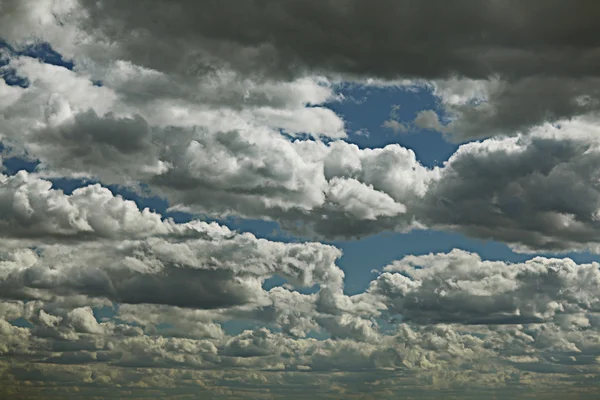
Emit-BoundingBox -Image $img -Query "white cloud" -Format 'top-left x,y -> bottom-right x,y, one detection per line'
0,170 -> 206,242
370,249 -> 600,326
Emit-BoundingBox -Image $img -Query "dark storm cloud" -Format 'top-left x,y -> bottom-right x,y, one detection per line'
4,0 -> 600,137
433,76 -> 600,141
40,0 -> 597,138
74,0 -> 600,80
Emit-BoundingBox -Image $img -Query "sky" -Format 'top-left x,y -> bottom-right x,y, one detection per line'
1,1 -> 600,399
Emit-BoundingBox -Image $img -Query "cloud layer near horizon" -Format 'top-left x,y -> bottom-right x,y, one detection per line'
2,237 -> 600,398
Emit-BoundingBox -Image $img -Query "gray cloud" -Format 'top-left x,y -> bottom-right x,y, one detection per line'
23,109 -> 429,239
0,176 -> 345,310
429,77 -> 600,141
419,128 -> 600,252
8,64 -> 600,253
5,27 -> 600,251
0,231 -> 343,309
4,1 -> 600,137
26,107 -> 600,254
381,119 -> 410,134
2,301 -> 600,397
51,0 -> 600,81
413,109 -> 448,133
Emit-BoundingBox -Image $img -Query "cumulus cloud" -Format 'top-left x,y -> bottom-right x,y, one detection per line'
7,50 -> 600,252
0,57 -> 432,238
0,170 -> 203,242
2,298 -> 600,397
9,0 -> 591,81
4,11 -> 600,250
3,231 -> 597,393
0,247 -> 600,396
382,119 -> 410,134
419,123 -> 600,252
0,228 -> 343,309
413,109 -> 448,133
370,249 -> 600,326
0,52 -> 432,239
7,53 -> 600,252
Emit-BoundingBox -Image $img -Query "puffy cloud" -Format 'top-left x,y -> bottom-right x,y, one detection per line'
8,52 -> 600,252
9,24 -> 600,251
0,170 -> 202,241
325,177 -> 406,220
116,304 -> 224,340
0,170 -> 347,313
369,249 -> 600,326
419,126 -> 600,252
115,285 -> 381,342
9,105 -> 431,240
0,52 -> 435,239
9,57 -> 600,252
0,54 -> 344,142
0,319 -> 32,355
413,109 -> 448,133
0,229 -> 343,309
381,119 -> 410,134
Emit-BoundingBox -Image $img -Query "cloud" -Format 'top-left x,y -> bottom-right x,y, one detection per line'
5,17 -> 600,250
3,3 -> 600,396
8,57 -> 600,252
4,0 -> 600,134
381,104 -> 411,134
13,0 -> 592,81
2,75 -> 431,239
369,249 -> 600,326
0,174 -> 347,313
0,230 -> 343,309
1,246 -> 600,396
418,125 -> 600,252
0,55 -> 339,148
0,54 -> 432,239
7,52 -> 600,253
0,170 -> 200,242
383,108 -> 448,135
2,302 -> 600,397
427,76 -> 600,141
413,109 -> 448,133
381,119 -> 410,134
